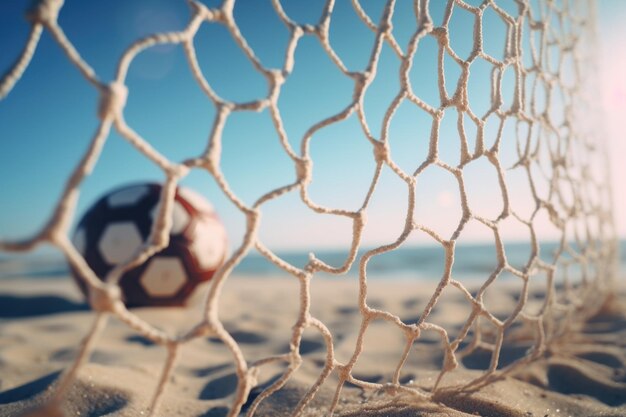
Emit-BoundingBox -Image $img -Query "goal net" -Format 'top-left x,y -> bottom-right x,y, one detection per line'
0,0 -> 618,416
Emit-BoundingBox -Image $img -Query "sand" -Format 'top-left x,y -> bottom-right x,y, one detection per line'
0,275 -> 625,417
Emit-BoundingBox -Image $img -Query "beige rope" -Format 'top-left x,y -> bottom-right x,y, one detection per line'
0,0 -> 616,416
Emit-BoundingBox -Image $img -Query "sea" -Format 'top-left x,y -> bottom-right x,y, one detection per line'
1,240 -> 624,282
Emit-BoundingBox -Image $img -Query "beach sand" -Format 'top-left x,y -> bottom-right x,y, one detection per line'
0,275 -> 625,417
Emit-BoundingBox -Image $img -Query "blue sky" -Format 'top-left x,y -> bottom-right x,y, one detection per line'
1,0 -> 624,253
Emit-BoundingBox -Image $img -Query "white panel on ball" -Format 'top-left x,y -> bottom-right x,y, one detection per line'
108,185 -> 150,208
190,218 -> 226,270
179,188 -> 214,213
150,201 -> 190,235
140,257 -> 187,297
98,222 -> 143,265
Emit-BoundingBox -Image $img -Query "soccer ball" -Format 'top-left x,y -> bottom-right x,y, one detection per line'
71,183 -> 227,307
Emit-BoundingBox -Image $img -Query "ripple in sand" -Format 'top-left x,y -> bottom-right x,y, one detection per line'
192,363 -> 232,378
547,362 -> 626,406
208,330 -> 268,345
461,344 -> 532,370
199,373 -> 238,400
0,371 -> 60,404
399,373 -> 416,384
34,323 -> 75,333
356,374 -> 384,383
0,372 -> 129,416
279,338 -> 325,356
49,348 -> 118,365
336,306 -> 359,315
576,350 -> 625,369
125,334 -> 156,347
242,373 -> 283,412
197,407 -> 229,417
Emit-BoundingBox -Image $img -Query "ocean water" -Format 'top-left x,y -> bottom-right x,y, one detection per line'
1,240 -> 624,282
235,240 -> 626,282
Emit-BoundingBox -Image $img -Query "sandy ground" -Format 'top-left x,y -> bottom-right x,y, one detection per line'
0,275 -> 625,417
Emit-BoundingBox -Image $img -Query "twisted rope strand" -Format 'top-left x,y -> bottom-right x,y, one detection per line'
0,0 -> 616,416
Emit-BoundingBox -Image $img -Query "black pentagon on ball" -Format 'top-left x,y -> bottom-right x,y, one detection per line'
70,183 -> 228,307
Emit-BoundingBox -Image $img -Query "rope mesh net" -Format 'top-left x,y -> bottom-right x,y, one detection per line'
0,0 -> 618,416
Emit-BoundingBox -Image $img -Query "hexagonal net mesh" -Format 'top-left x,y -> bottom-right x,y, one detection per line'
0,0 -> 618,416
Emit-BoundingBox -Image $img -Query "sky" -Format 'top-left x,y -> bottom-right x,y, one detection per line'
0,0 -> 624,253
598,0 -> 626,243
